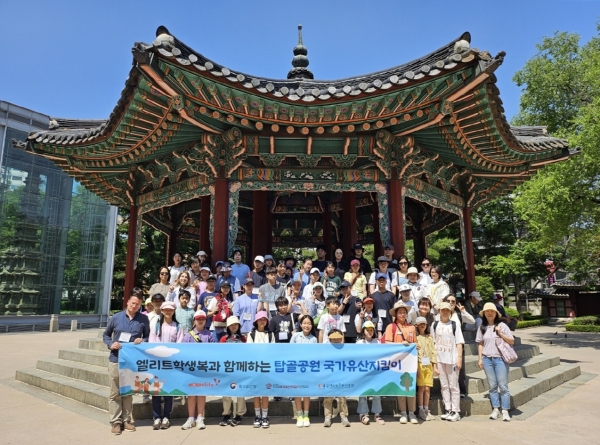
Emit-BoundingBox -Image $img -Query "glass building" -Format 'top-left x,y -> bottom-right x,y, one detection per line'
0,101 -> 117,326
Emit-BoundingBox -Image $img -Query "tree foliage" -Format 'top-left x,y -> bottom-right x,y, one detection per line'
512,26 -> 600,281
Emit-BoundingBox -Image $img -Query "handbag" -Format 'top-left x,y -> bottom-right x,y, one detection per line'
495,331 -> 518,363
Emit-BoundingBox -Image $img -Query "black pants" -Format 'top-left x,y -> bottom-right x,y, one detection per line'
459,353 -> 467,395
344,337 -> 356,344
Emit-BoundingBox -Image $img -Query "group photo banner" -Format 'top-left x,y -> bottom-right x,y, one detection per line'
119,343 -> 417,397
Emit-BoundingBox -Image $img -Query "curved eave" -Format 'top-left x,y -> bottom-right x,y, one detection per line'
147,29 -> 483,104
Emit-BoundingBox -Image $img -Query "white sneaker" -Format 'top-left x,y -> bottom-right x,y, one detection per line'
341,415 -> 351,427
296,416 -> 304,427
447,411 -> 461,422
197,417 -> 206,429
425,410 -> 435,421
399,412 -> 408,424
490,408 -> 500,420
153,419 -> 161,430
181,418 -> 196,430
440,411 -> 451,420
303,416 -> 311,427
502,410 -> 511,422
408,413 -> 418,424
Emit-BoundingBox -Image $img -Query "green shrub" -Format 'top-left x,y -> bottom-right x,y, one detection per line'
565,323 -> 600,332
505,307 -> 520,318
569,316 -> 600,326
516,319 -> 548,329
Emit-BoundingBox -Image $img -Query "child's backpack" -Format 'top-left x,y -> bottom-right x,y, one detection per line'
314,307 -> 328,326
212,295 -> 231,323
432,320 -> 456,337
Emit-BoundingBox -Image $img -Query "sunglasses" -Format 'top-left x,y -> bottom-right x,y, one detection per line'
399,261 -> 408,265
447,300 -> 456,304
421,263 -> 431,266
160,272 -> 169,275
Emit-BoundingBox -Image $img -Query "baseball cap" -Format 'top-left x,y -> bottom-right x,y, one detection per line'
398,283 -> 411,292
339,280 -> 351,288
350,259 -> 360,266
375,272 -> 387,280
196,251 -> 207,257
194,310 -> 207,319
310,267 -> 321,275
414,316 -> 428,325
254,255 -> 265,263
362,320 -> 376,330
160,301 -> 176,310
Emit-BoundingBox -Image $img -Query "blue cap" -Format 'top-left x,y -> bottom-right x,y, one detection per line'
243,277 -> 254,285
375,272 -> 387,280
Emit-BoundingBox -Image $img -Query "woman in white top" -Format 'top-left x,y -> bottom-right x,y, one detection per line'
246,311 -> 274,429
167,271 -> 197,309
428,265 -> 450,313
168,252 -> 186,284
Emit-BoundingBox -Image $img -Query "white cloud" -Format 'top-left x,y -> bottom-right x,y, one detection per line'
145,345 -> 180,357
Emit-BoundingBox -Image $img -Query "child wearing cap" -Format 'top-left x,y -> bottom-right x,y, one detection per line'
344,260 -> 367,299
142,298 -> 153,316
368,257 -> 398,295
317,296 -> 345,344
302,267 -> 325,300
233,279 -> 260,335
337,281 -> 362,344
180,310 -> 215,430
219,316 -> 247,427
247,311 -> 275,429
257,267 -> 286,318
415,317 -> 438,421
149,301 -> 184,430
398,284 -> 418,324
323,329 -> 351,427
432,302 -> 465,422
205,279 -> 230,342
356,321 -> 384,425
383,301 -> 418,425
305,281 -> 327,325
175,290 -> 195,332
355,297 -> 379,338
405,267 -> 427,306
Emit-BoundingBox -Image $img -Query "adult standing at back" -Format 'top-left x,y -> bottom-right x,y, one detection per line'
428,265 -> 450,314
103,293 -> 150,435
368,256 -> 397,295
383,244 -> 398,272
168,252 -> 186,284
349,243 -> 372,274
251,256 -> 267,288
231,249 -> 251,284
149,267 -> 171,300
418,258 -> 434,286
312,244 -> 329,272
332,248 -> 347,279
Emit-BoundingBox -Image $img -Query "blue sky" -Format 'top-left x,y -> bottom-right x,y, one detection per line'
1,0 -> 598,125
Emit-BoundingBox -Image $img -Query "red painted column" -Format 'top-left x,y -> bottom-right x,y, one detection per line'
372,199 -> 382,259
322,207 -> 333,258
463,206 -> 476,295
342,192 -> 357,255
123,205 -> 138,308
199,195 -> 211,261
252,191 -> 269,257
212,179 -> 229,265
388,179 -> 405,255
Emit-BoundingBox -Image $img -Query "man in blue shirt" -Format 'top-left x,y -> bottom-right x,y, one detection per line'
230,249 -> 251,284
233,278 -> 260,334
103,293 -> 150,435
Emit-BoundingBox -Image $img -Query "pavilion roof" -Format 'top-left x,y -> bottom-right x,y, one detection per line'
15,26 -> 571,212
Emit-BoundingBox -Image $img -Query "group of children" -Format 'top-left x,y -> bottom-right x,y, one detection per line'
143,264 -> 467,430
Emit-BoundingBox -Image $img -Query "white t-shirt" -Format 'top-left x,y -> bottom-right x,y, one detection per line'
433,320 -> 465,365
317,313 -> 345,344
367,270 -> 397,292
356,337 -> 380,344
169,266 -> 186,284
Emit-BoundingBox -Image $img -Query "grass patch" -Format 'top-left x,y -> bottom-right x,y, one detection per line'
565,323 -> 600,332
516,318 -> 549,329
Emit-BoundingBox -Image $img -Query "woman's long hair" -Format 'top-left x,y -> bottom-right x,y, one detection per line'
157,311 -> 179,341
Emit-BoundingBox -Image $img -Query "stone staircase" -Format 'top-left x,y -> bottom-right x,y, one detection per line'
15,329 -> 581,419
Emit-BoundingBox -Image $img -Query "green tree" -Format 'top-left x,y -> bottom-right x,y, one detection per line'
512,26 -> 600,282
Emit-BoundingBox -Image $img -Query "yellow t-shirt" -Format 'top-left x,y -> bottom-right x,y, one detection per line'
343,272 -> 367,299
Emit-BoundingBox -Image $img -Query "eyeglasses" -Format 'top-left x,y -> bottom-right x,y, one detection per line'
421,263 -> 431,266
399,261 -> 408,265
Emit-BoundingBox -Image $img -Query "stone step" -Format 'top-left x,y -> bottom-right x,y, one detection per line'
36,357 -> 110,387
59,348 -> 108,367
466,355 -> 560,394
462,344 -> 538,375
427,362 -> 581,416
79,338 -> 109,352
97,328 -> 105,339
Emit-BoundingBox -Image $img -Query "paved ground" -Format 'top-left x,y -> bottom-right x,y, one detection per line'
0,324 -> 598,445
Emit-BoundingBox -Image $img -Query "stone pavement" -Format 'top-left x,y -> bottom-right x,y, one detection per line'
0,324 -> 598,445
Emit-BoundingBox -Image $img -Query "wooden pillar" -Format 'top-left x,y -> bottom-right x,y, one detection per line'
199,195 -> 212,261
463,206 -> 476,295
372,200 -> 382,259
322,207 -> 333,257
212,179 -> 229,265
167,230 -> 178,261
342,192 -> 357,255
388,179 -> 405,255
252,191 -> 271,257
123,205 -> 138,308
414,231 -> 428,267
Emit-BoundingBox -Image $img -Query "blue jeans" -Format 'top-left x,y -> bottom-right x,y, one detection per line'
152,396 -> 173,420
482,356 -> 510,410
357,396 -> 382,415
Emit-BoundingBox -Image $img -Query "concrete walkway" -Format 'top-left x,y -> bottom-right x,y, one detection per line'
0,325 -> 598,445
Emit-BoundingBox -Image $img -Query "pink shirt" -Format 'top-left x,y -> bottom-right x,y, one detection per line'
475,323 -> 514,358
149,321 -> 184,343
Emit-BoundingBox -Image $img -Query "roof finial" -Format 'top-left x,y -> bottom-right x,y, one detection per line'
287,24 -> 314,80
